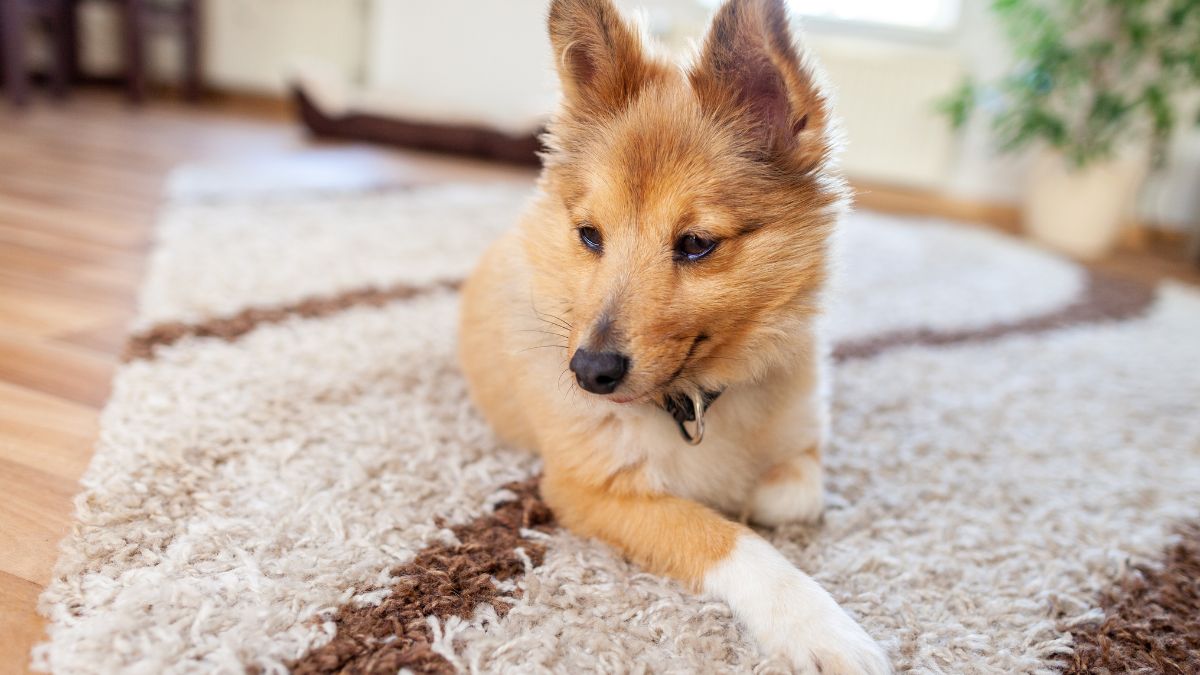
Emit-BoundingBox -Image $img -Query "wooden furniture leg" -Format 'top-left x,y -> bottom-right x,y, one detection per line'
2,0 -> 30,106
48,0 -> 71,98
181,0 -> 201,101
123,0 -> 145,103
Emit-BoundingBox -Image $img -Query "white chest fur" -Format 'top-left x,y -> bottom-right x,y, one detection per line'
593,373 -> 826,516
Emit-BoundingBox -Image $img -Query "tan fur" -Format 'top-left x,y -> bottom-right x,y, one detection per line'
459,0 -> 869,656
759,450 -> 816,486
541,462 -> 744,588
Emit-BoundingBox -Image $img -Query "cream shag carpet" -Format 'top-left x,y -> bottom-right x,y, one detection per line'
33,174 -> 1200,674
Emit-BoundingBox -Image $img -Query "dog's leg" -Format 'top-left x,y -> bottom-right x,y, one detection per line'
543,466 -> 890,674
748,445 -> 825,526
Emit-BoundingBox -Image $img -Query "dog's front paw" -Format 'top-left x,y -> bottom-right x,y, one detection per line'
765,596 -> 891,675
705,535 -> 891,675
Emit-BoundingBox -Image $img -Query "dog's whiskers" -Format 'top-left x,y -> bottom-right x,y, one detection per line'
518,328 -> 571,340
519,344 -> 568,354
538,316 -> 573,333
529,300 -> 574,333
556,366 -> 574,394
690,354 -> 745,363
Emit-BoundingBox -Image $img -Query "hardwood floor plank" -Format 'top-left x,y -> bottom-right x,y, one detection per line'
0,286 -> 122,338
0,243 -> 143,301
0,571 -> 43,675
0,382 -> 98,479
0,333 -> 116,409
0,220 -> 149,267
0,457 -> 80,587
52,316 -> 136,357
0,198 -> 152,250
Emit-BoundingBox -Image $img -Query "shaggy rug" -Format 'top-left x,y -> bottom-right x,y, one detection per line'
33,174 -> 1200,674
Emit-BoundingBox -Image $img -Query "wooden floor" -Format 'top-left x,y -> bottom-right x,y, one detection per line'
0,89 -> 1196,674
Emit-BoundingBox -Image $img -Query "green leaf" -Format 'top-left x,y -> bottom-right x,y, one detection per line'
1144,85 -> 1174,137
936,80 -> 977,130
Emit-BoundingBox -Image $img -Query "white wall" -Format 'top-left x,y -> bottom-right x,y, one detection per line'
363,0 -> 556,131
76,0 -> 367,94
359,0 -> 703,131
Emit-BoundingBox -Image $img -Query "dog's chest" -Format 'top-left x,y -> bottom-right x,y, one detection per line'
617,390 -> 785,516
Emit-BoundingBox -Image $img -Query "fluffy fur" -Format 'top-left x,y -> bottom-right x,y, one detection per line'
458,0 -> 889,671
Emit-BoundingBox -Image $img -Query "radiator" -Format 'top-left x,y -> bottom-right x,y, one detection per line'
808,35 -> 964,190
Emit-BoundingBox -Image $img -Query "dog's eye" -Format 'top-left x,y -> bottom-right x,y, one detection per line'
578,224 -> 603,253
675,234 -> 718,261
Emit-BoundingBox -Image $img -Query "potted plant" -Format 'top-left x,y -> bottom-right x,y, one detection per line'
940,0 -> 1200,258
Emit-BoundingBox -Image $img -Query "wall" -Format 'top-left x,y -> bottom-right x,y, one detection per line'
76,0 -> 367,94
363,0 -> 556,131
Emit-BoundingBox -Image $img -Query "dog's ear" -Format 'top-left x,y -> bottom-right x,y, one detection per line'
690,0 -> 831,170
548,0 -> 663,117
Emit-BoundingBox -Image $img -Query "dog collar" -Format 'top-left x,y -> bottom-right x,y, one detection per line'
661,388 -> 723,445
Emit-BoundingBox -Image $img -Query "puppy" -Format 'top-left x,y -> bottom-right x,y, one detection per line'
459,0 -> 889,671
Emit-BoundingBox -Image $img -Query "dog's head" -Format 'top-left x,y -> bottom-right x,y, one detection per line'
527,0 -> 845,403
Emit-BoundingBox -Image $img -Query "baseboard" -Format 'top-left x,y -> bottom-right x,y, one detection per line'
7,74 -> 296,120
1118,223 -> 1196,258
853,180 -> 1197,262
202,89 -> 293,119
851,180 -> 1022,234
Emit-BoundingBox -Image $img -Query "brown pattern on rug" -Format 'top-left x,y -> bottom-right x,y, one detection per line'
1058,522 -> 1200,675
122,269 -> 1155,366
287,478 -> 555,675
832,269 -> 1155,361
122,279 -> 461,362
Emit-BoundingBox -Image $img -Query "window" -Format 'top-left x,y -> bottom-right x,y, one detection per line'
788,0 -> 960,32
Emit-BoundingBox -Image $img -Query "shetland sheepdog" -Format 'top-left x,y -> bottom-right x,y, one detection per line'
459,0 -> 889,671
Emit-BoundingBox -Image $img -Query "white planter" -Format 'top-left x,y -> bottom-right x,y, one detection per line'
1023,150 -> 1147,259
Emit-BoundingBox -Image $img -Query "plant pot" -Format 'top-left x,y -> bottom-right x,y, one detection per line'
1023,150 -> 1148,259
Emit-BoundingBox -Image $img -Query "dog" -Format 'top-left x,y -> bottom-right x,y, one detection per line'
459,0 -> 890,671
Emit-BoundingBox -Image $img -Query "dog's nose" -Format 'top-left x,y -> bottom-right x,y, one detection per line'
569,348 -> 629,394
